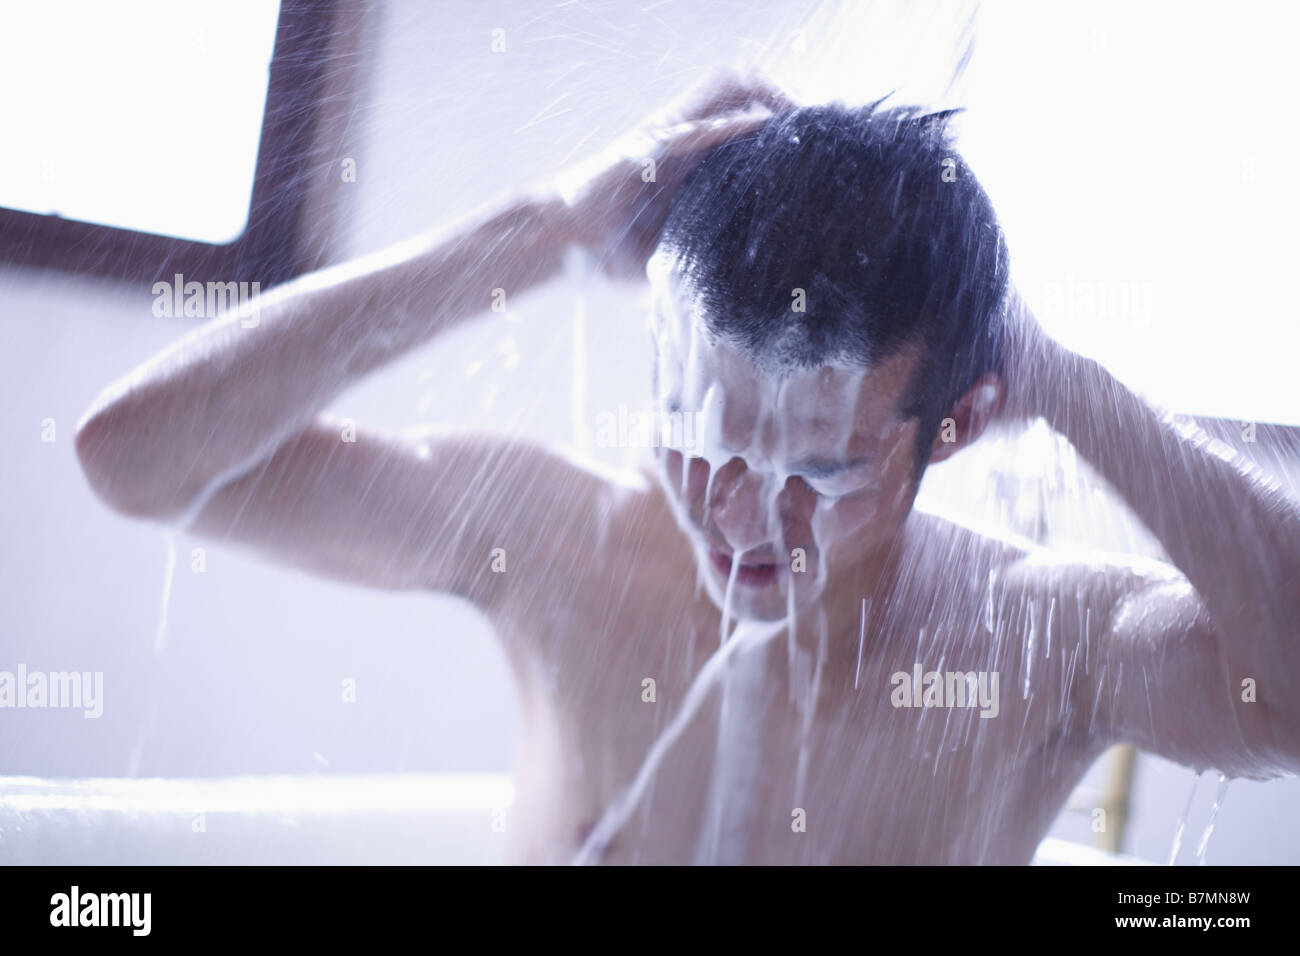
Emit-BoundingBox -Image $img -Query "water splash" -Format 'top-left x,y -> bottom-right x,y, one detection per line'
1169,772 -> 1232,866
694,625 -> 773,864
791,608 -> 828,810
154,531 -> 177,654
1167,773 -> 1199,866
1193,774 -> 1230,866
129,531 -> 178,777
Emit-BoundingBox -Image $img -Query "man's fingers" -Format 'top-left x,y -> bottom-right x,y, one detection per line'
679,70 -> 795,122
735,78 -> 797,116
665,112 -> 769,155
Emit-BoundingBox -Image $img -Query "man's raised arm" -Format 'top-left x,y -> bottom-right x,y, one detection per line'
74,72 -> 782,523
74,192 -> 577,522
1004,302 -> 1300,774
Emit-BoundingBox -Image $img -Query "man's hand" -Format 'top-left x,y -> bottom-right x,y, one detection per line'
553,71 -> 794,280
996,288 -> 1300,776
993,289 -> 1082,426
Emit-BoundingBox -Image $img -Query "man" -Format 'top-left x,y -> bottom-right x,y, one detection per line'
76,76 -> 1300,864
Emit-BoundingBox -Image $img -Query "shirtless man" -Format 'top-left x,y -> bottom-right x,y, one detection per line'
75,76 -> 1300,864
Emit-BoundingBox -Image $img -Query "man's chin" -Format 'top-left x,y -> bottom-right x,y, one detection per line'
723,598 -> 794,623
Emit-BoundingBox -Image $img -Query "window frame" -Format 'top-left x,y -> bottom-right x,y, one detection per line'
0,0 -> 357,288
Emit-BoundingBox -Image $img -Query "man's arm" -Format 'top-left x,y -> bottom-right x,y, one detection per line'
74,192 -> 601,607
1007,305 -> 1300,774
75,191 -> 576,522
74,75 -> 784,596
182,420 -> 619,613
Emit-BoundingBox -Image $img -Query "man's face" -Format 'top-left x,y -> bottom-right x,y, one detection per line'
648,255 -> 927,622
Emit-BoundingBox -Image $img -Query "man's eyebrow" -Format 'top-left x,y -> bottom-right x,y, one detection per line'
792,456 -> 871,479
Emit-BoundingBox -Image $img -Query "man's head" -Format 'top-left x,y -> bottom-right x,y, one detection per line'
647,100 -> 1010,621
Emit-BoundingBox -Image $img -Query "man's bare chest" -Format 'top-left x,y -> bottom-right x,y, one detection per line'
514,601 -> 1080,864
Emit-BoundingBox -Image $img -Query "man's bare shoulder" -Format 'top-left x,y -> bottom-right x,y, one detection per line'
903,509 -> 1205,753
905,505 -> 1185,619
474,445 -> 697,620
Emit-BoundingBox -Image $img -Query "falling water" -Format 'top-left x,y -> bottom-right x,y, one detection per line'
1194,775 -> 1231,866
573,616 -> 785,865
1167,773 -> 1200,866
694,624 -> 772,865
154,531 -> 177,654
128,530 -> 179,777
1169,772 -> 1233,866
790,608 -> 828,811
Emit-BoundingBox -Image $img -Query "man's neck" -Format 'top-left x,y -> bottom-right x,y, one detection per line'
791,519 -> 912,666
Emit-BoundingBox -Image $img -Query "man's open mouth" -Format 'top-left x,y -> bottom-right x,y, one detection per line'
709,546 -> 779,587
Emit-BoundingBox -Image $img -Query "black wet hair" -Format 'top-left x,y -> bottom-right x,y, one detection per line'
656,99 -> 1009,474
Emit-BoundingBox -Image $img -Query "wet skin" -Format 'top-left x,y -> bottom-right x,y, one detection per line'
469,329 -> 1207,863
496,473 -> 1112,864
173,336 -> 1272,863
76,161 -> 1300,863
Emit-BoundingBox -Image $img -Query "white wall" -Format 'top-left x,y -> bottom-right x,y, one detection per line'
0,264 -> 518,777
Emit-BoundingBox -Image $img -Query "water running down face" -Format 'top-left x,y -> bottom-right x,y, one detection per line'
649,252 -> 930,623
643,103 -> 1011,622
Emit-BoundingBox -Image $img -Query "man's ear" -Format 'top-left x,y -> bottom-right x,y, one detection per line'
927,373 -> 1004,465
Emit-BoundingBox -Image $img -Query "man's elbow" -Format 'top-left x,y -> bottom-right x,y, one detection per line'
1213,696 -> 1300,780
74,403 -> 190,521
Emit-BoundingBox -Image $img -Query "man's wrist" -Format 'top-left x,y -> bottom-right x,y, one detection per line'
529,188 -> 584,248
1039,346 -> 1111,442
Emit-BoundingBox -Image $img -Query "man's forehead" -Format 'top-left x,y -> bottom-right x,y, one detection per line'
652,320 -> 917,467
769,353 -> 918,449
653,303 -> 917,419
649,253 -> 917,389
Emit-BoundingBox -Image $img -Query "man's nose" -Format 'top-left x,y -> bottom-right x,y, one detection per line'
707,458 -> 785,552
